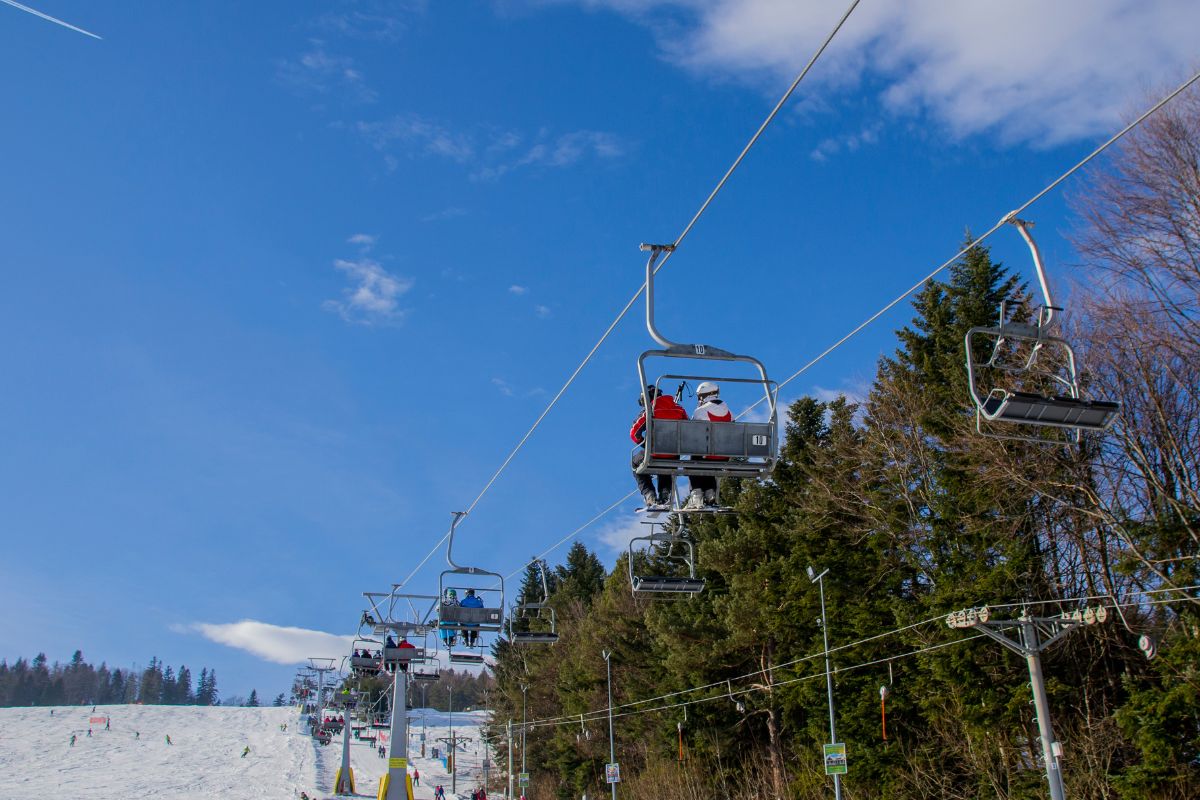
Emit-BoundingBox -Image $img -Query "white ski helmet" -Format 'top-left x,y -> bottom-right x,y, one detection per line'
696,381 -> 720,400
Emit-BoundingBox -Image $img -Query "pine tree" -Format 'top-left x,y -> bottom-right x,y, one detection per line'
245,689 -> 260,707
272,693 -> 286,707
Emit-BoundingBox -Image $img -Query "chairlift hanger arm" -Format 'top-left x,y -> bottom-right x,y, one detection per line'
1004,214 -> 1055,327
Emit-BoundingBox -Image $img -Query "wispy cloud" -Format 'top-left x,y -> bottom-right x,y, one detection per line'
597,513 -> 647,555
491,377 -> 515,396
574,0 -> 1200,146
348,233 -> 377,248
508,285 -> 529,296
357,115 -> 475,163
310,1 -> 426,42
535,304 -> 552,319
183,620 -> 353,665
810,122 -> 882,162
277,40 -> 377,103
324,256 -> 414,325
421,207 -> 467,223
355,115 -> 626,178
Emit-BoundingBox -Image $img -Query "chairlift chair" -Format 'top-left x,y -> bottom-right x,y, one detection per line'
964,217 -> 1120,443
633,244 -> 779,488
438,511 -> 505,633
349,637 -> 383,676
509,560 -> 559,645
628,522 -> 705,595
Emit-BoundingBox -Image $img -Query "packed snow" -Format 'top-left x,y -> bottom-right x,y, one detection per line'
0,704 -> 497,800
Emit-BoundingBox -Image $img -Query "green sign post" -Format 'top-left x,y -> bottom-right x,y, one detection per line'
823,743 -> 848,776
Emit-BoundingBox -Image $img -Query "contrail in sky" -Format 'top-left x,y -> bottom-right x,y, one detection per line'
1,0 -> 101,39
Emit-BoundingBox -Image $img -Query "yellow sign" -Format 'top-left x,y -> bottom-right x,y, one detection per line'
388,757 -> 407,769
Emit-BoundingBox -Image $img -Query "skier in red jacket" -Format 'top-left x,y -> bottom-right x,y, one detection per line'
630,385 -> 688,509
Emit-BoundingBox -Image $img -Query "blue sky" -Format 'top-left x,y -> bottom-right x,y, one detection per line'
1,0 -> 1196,698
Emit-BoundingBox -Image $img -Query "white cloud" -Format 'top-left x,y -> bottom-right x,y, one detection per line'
573,0 -> 1200,146
491,377 -> 515,396
277,40 -> 378,103
356,116 -> 626,178
310,2 -> 425,42
535,304 -> 551,318
187,620 -> 353,665
596,513 -> 650,554
325,257 -> 414,325
508,284 -> 529,295
357,115 -> 475,163
347,233 -> 377,248
421,207 -> 467,223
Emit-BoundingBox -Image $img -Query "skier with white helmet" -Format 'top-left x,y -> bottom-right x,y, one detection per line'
685,381 -> 732,509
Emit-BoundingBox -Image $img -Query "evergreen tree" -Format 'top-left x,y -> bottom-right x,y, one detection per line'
272,693 -> 286,707
245,689 -> 260,707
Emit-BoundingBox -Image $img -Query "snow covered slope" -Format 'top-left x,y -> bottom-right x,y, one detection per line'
0,705 -> 493,800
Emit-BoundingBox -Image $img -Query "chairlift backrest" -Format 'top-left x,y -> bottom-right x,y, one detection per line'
438,512 -> 506,632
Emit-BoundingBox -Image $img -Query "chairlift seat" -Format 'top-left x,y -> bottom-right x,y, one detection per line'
981,391 -> 1119,430
448,652 -> 485,665
411,671 -> 440,683
350,656 -> 379,670
511,631 -> 560,645
631,576 -> 706,594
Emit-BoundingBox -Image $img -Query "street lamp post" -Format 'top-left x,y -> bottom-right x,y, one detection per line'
603,649 -> 617,800
807,566 -> 841,800
520,683 -> 529,785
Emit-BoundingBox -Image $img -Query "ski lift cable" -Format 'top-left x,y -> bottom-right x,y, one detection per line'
518,587 -> 1191,729
397,0 -> 865,590
496,67 -> 1200,584
742,66 -> 1200,418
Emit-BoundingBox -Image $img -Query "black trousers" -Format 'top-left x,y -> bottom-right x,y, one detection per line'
632,449 -> 674,502
690,475 -> 717,494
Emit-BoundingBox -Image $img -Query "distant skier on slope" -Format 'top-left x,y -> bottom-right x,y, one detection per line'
165,734 -> 173,745
241,745 -> 251,758
69,734 -> 76,747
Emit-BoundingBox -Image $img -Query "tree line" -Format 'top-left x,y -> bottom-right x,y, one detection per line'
0,650 -> 222,707
484,89 -> 1199,800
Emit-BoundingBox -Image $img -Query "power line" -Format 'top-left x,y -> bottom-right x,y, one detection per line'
397,0 -> 865,589
520,590 -> 1192,731
496,67 -> 1200,581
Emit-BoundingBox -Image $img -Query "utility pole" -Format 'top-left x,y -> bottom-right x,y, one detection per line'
449,685 -> 456,796
807,567 -> 842,800
520,682 -> 529,792
603,649 -> 617,800
507,719 -> 514,800
947,603 -> 1110,800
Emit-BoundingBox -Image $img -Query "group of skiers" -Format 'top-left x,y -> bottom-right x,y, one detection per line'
630,381 -> 732,510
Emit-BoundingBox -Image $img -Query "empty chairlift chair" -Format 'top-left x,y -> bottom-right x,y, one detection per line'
509,560 -> 559,645
964,217 -> 1120,443
628,523 -> 705,595
634,244 -> 779,493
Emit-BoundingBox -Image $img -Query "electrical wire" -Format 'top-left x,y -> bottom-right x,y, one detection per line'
396,0 -> 864,590
518,591 -> 1191,731
496,67 -> 1200,582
